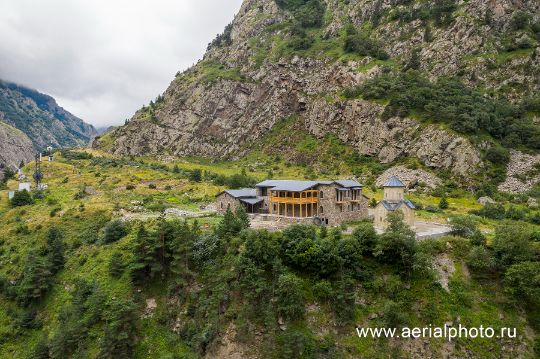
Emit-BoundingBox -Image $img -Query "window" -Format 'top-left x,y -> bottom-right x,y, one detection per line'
227,203 -> 230,209
320,206 -> 324,214
261,187 -> 267,196
220,202 -> 223,209
320,191 -> 323,198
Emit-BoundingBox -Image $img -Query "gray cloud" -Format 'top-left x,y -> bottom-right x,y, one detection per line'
0,0 -> 243,127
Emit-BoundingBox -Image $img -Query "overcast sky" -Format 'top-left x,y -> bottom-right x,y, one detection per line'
0,0 -> 243,128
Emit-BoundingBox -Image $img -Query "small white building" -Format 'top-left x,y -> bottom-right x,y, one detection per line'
18,182 -> 32,192
374,176 -> 416,229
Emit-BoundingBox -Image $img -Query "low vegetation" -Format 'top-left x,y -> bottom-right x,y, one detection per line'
0,150 -> 538,358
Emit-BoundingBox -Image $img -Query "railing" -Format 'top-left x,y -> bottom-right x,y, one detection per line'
269,195 -> 319,204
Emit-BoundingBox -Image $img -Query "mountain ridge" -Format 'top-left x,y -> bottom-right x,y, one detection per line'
0,79 -> 97,150
94,0 -> 540,189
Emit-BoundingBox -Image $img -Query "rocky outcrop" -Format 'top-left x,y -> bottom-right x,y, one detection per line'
376,166 -> 443,190
498,150 -> 540,193
95,0 -> 538,182
0,121 -> 34,176
0,79 -> 96,149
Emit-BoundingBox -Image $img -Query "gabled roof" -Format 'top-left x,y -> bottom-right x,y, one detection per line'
255,179 -> 362,192
384,176 -> 405,188
379,200 -> 416,211
221,188 -> 257,198
334,179 -> 363,188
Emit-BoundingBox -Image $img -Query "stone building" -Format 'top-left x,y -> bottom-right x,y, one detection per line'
374,176 -> 416,229
216,179 -> 369,226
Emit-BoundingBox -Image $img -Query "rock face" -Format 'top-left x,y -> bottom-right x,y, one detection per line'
0,79 -> 97,149
499,150 -> 540,193
376,165 -> 443,190
95,0 -> 539,182
0,121 -> 34,176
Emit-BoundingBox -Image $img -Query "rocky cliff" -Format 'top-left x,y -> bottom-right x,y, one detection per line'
0,121 -> 34,176
95,0 -> 540,185
0,79 -> 97,150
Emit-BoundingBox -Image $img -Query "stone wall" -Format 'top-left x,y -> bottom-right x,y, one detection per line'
374,204 -> 415,229
216,192 -> 242,214
318,184 -> 368,226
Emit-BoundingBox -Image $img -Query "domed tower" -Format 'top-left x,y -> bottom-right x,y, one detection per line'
383,176 -> 405,202
374,176 -> 416,230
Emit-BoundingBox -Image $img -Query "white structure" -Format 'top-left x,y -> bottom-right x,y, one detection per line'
18,182 -> 32,192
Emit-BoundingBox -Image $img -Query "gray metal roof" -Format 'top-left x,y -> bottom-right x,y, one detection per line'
256,179 -> 362,192
223,188 -> 257,198
334,179 -> 363,188
379,200 -> 415,211
240,197 -> 264,205
384,176 -> 405,188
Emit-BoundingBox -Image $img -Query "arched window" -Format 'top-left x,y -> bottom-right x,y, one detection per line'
319,206 -> 324,214
220,202 -> 223,209
320,191 -> 324,198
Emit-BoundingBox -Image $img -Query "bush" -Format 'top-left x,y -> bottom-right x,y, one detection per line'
510,10 -> 530,30
472,203 -> 506,220
504,261 -> 540,303
102,220 -> 128,244
313,280 -> 333,302
108,252 -> 124,278
485,146 -> 510,165
438,196 -> 449,210
492,222 -> 535,268
373,212 -> 418,275
344,31 -> 389,60
382,300 -> 407,328
466,246 -> 496,273
350,222 -> 377,254
275,273 -> 305,320
359,71 -> 540,150
148,183 -> 157,189
10,190 -> 34,207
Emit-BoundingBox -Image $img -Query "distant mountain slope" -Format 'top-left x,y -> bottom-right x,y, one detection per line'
0,79 -> 97,150
0,121 -> 34,177
95,0 -> 540,188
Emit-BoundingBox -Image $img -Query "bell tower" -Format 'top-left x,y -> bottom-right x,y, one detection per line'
383,176 -> 405,202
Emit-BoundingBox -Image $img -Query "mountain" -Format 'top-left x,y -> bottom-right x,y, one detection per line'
94,0 -> 540,189
0,79 -> 97,150
0,121 -> 34,176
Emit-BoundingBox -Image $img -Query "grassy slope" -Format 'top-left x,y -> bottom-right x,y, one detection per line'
0,149 -> 538,358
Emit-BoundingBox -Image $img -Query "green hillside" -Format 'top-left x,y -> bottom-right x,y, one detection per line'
0,150 -> 539,358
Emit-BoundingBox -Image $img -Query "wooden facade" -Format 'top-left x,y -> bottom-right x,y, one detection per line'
269,189 -> 319,217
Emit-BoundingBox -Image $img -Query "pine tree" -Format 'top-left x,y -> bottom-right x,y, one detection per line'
46,226 -> 65,274
18,251 -> 53,304
439,196 -> 449,210
129,225 -> 154,284
108,252 -> 124,278
235,206 -> 250,231
98,300 -> 138,359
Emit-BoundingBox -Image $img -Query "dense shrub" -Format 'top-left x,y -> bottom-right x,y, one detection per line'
466,246 -> 496,273
472,203 -> 506,220
343,27 -> 389,60
10,190 -> 34,207
276,0 -> 326,29
373,212 -> 418,274
101,220 -> 128,244
355,72 -> 540,150
275,273 -> 305,320
504,261 -> 540,303
492,222 -> 535,268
